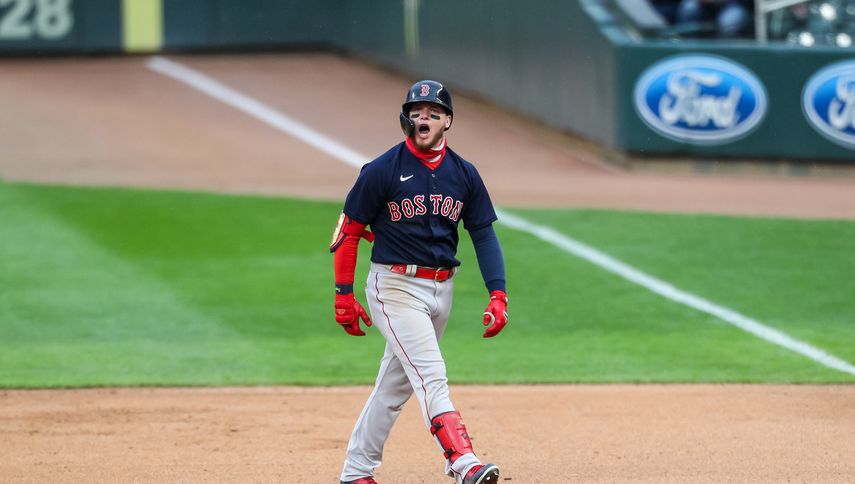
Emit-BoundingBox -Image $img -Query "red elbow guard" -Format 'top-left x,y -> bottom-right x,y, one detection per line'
330,213 -> 373,252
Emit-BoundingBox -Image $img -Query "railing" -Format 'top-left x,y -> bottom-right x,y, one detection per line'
755,0 -> 807,41
607,0 -> 855,46
757,0 -> 855,46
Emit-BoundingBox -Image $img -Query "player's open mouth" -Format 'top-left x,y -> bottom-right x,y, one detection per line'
417,124 -> 431,134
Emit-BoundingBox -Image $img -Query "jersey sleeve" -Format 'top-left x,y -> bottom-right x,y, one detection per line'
470,224 -> 506,293
461,165 -> 498,231
342,162 -> 386,225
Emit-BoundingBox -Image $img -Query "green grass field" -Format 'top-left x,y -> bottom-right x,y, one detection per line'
2,180 -> 854,387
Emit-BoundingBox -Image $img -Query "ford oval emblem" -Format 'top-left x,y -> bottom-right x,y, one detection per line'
802,60 -> 855,150
634,55 -> 768,144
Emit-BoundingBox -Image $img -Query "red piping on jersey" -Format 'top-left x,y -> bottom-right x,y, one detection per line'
405,136 -> 446,170
374,272 -> 432,425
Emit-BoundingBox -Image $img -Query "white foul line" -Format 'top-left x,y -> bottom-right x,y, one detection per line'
146,56 -> 369,169
495,208 -> 855,376
146,56 -> 855,377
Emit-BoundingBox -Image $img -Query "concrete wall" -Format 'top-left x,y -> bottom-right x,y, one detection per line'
3,0 -> 853,161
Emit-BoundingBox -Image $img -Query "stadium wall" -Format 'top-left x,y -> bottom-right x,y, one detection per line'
2,0 -> 853,162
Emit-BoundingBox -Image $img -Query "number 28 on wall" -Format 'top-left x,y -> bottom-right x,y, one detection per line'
0,0 -> 73,40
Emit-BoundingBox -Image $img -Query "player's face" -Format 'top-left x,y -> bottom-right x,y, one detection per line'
408,103 -> 451,150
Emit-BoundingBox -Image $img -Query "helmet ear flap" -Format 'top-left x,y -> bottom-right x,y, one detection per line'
400,111 -> 415,137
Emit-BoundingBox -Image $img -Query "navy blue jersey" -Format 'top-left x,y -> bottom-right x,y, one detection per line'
343,142 -> 497,268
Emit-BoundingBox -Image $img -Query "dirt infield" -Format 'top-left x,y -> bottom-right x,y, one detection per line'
2,386 -> 855,483
3,54 -> 855,218
2,54 -> 855,483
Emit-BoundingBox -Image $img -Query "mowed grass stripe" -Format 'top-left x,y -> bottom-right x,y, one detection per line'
1,181 -> 853,386
510,208 -> 855,367
0,182 -> 389,387
0,182 -> 260,386
451,223 -> 855,383
496,208 -> 855,376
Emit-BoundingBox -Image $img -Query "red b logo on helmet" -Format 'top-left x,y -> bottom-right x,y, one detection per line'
420,84 -> 431,97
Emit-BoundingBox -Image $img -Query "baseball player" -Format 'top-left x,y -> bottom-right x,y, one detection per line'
330,80 -> 508,484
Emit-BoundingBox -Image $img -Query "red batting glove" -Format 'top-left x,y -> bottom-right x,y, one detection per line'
335,293 -> 373,336
482,290 -> 508,338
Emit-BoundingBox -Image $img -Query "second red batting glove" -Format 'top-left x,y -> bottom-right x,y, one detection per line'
335,293 -> 373,336
482,290 -> 508,338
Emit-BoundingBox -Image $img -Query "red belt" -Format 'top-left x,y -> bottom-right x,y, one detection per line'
389,264 -> 455,282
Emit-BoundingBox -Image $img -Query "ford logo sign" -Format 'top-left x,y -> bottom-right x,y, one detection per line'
634,55 -> 767,144
802,60 -> 855,150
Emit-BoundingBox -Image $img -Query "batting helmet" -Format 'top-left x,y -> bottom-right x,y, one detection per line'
399,80 -> 453,137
